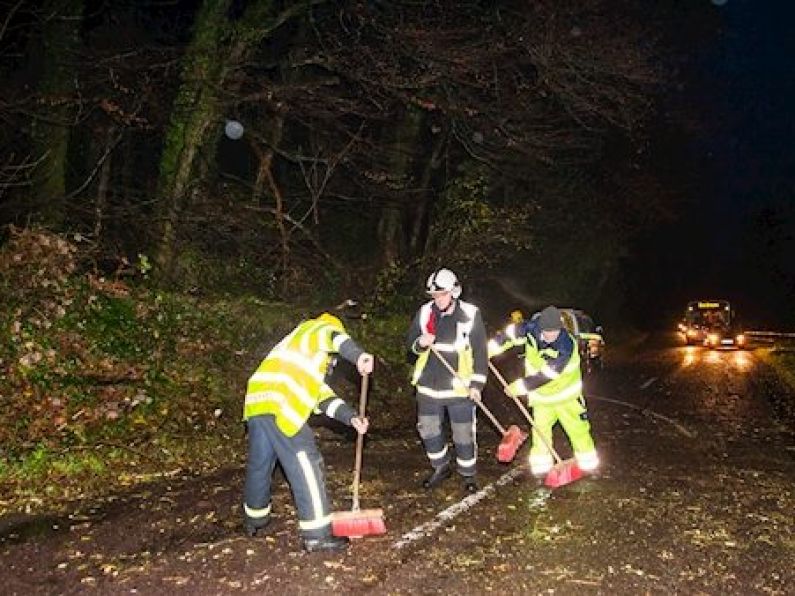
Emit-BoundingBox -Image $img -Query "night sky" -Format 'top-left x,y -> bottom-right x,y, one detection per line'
627,0 -> 795,330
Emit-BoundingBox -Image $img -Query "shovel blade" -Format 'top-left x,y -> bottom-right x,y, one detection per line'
544,459 -> 583,488
496,425 -> 528,462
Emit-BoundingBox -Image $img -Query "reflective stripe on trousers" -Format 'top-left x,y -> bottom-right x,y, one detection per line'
243,415 -> 331,539
416,393 -> 477,477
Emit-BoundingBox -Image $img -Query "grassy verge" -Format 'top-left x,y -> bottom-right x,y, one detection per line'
0,432 -> 245,516
0,231 -> 412,518
0,287 -> 295,517
755,348 -> 795,430
0,311 -> 412,518
760,350 -> 795,390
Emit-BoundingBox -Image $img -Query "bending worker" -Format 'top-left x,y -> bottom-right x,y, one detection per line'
406,267 -> 488,493
242,312 -> 374,553
489,305 -> 599,477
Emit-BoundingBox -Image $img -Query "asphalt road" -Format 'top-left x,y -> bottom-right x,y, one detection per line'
2,334 -> 794,594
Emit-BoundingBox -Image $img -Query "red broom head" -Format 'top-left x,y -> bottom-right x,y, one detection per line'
496,425 -> 526,462
331,509 -> 387,538
544,460 -> 583,488
496,440 -> 516,462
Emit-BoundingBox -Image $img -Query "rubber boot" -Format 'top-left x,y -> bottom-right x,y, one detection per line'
244,515 -> 271,537
463,476 -> 479,494
422,463 -> 451,489
303,534 -> 350,553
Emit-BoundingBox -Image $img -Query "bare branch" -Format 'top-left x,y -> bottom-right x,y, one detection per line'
0,0 -> 24,43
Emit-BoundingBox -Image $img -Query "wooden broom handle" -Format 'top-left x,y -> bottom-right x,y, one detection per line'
351,373 -> 368,512
488,360 -> 563,464
428,344 -> 507,435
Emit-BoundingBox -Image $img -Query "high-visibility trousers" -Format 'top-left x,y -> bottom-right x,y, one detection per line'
243,414 -> 332,539
529,396 -> 598,475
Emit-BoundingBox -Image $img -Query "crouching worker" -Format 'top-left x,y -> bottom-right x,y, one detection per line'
491,305 -> 599,477
242,312 -> 374,553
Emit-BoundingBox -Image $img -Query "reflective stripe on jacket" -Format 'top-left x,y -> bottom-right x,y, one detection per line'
408,300 -> 487,398
487,321 -> 527,358
523,330 -> 582,405
243,318 -> 350,436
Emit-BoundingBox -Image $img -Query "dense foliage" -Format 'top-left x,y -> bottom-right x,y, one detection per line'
0,228 -> 417,512
0,1 -> 722,310
0,227 -> 299,456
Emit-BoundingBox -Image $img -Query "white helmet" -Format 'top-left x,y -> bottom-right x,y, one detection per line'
426,268 -> 462,299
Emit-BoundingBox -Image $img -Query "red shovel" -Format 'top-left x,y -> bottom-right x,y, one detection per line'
488,362 -> 583,488
428,345 -> 526,463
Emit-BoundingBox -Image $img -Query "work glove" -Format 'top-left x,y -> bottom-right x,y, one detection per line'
351,416 -> 369,435
487,339 -> 502,359
468,387 -> 482,403
417,333 -> 436,348
357,353 -> 374,375
505,378 -> 527,398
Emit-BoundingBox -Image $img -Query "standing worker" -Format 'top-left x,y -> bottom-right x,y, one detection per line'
407,268 -> 488,493
242,312 -> 374,553
489,305 -> 599,477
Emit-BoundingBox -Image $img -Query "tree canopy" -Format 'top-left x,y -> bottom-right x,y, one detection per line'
0,0 -> 720,310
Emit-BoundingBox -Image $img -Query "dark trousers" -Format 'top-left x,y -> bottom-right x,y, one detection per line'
243,415 -> 331,539
416,394 -> 477,477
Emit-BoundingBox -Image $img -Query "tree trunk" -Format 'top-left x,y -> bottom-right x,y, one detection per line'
152,0 -> 311,284
29,0 -> 83,229
408,127 -> 448,256
377,107 -> 424,266
153,0 -> 233,282
93,125 -> 117,242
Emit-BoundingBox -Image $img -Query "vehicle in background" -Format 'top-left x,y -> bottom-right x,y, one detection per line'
678,300 -> 746,349
559,308 -> 605,374
705,320 -> 746,349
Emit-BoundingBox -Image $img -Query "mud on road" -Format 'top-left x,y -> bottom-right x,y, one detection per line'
2,337 -> 794,594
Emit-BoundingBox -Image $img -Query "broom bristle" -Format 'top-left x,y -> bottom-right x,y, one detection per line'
497,425 -> 527,462
331,509 -> 386,538
544,460 -> 583,488
497,440 -> 516,462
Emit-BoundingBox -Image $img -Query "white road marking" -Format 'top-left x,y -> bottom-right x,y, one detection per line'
393,466 -> 549,549
639,377 -> 658,390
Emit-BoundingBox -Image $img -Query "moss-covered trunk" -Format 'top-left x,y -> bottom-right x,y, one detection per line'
152,0 -> 312,284
153,0 -> 233,282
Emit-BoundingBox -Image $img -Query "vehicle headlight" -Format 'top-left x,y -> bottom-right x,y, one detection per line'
687,328 -> 698,337
736,334 -> 745,344
708,333 -> 719,344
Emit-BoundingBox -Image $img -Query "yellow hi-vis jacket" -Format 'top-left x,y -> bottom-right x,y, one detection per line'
243,317 -> 360,436
489,320 -> 582,405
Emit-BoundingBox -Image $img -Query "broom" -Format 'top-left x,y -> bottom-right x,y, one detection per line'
488,361 -> 583,488
428,345 -> 526,463
331,373 -> 387,538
